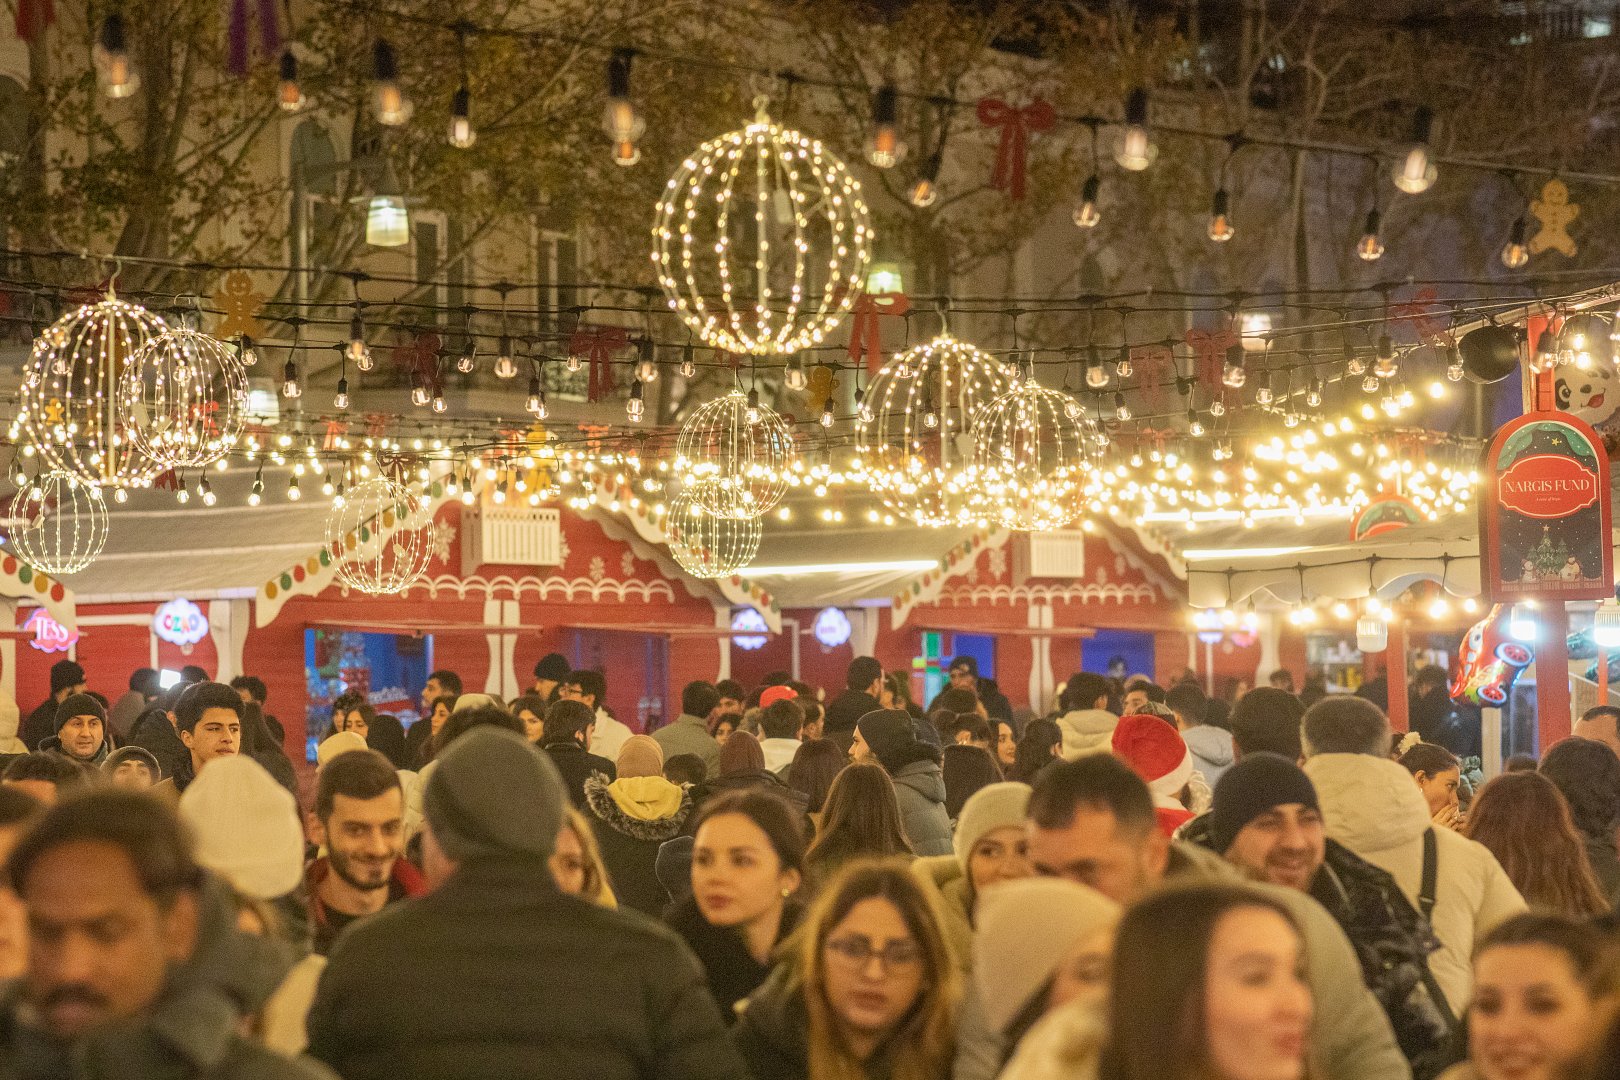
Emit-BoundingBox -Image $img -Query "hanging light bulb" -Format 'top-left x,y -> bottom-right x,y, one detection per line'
785,356 -> 807,391
346,311 -> 372,370
1222,352 -> 1246,389
865,84 -> 906,168
198,475 -> 215,506
527,376 -> 546,418
94,12 -> 139,98
1535,329 -> 1559,372
334,377 -> 350,411
1446,346 -> 1465,382
820,401 -> 835,428
1114,88 -> 1156,171
410,383 -> 430,408
1073,174 -> 1101,228
362,159 -> 410,248
1115,346 -> 1133,378
908,151 -> 942,208
248,475 -> 263,506
1255,373 -> 1274,406
604,48 -> 644,166
287,474 -> 301,501
1362,373 -> 1381,393
370,38 -> 411,125
566,351 -> 583,374
679,343 -> 696,379
493,338 -> 518,379
626,380 -> 644,422
635,339 -> 658,382
281,360 -> 301,399
1346,353 -> 1366,376
1209,398 -> 1226,418
277,49 -> 306,112
455,341 -> 476,374
1356,208 -> 1385,261
1114,392 -> 1131,421
238,335 -> 258,368
448,85 -> 476,148
1085,349 -> 1109,389
745,388 -> 763,425
1391,106 -> 1437,194
1207,187 -> 1235,242
1500,216 -> 1530,269
1187,407 -> 1205,437
431,390 -> 447,413
922,401 -> 939,429
1306,378 -> 1323,408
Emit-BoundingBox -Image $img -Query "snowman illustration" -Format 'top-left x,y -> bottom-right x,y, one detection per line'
1561,555 -> 1584,581
1522,559 -> 1539,583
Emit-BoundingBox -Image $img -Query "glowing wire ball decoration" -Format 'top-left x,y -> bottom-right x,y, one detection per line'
119,327 -> 248,469
665,484 -> 762,578
325,475 -> 433,595
8,470 -> 110,575
674,389 -> 796,518
972,381 -> 1096,531
20,293 -> 169,490
651,99 -> 872,355
854,335 -> 1014,526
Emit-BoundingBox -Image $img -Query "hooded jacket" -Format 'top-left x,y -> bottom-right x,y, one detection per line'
584,774 -> 694,916
911,855 -> 973,971
890,759 -> 954,857
1055,709 -> 1118,759
1182,724 -> 1235,786
1305,752 -> 1526,1015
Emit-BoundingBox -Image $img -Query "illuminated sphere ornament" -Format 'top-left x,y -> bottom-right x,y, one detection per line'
119,327 -> 247,469
675,389 -> 795,518
972,381 -> 1095,531
665,484 -> 762,578
855,335 -> 1013,526
8,470 -> 109,575
325,475 -> 432,595
20,292 -> 168,489
651,99 -> 872,355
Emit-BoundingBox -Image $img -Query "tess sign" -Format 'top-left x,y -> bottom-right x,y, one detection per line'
154,598 -> 209,646
23,608 -> 77,653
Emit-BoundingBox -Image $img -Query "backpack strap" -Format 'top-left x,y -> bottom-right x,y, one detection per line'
1420,827 -> 1439,921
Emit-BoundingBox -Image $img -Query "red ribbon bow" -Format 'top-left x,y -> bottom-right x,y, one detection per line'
848,292 -> 912,375
1130,345 -> 1173,411
321,420 -> 347,452
976,97 -> 1056,201
1184,326 -> 1240,389
1391,286 -> 1448,343
569,325 -> 629,403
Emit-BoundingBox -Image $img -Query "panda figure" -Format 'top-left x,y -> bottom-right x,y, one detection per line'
1554,361 -> 1620,432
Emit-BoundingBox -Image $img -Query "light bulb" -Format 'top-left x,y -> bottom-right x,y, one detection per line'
1073,174 -> 1101,228
1347,354 -> 1366,376
411,384 -> 430,407
371,39 -> 412,125
1363,374 -> 1381,393
448,86 -> 476,148
785,357 -> 807,391
745,388 -> 762,425
566,353 -> 583,373
1187,408 -> 1205,437
922,404 -> 939,429
277,49 -> 306,112
199,477 -> 215,506
334,378 -> 350,410
820,402 -> 835,428
865,85 -> 906,168
1116,347 -> 1133,378
527,378 -> 547,419
1255,378 -> 1274,406
1114,393 -> 1131,421
1356,208 -> 1384,261
287,475 -> 301,501
1085,358 -> 1109,390
281,361 -> 301,399
238,335 -> 257,368
94,13 -> 138,98
1391,107 -> 1436,194
1501,216 -> 1530,269
908,175 -> 937,208
456,345 -> 476,374
248,479 -> 262,506
1210,399 -> 1226,418
603,49 -> 644,164
635,353 -> 658,383
1114,88 -> 1156,170
679,345 -> 696,379
1207,188 -> 1234,242
1306,379 -> 1323,408
494,340 -> 518,379
1222,357 -> 1246,389
432,391 -> 447,413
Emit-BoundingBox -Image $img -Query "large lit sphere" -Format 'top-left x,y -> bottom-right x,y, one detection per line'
855,335 -> 1013,526
651,109 -> 871,355
665,484 -> 762,578
9,470 -> 110,575
325,476 -> 432,595
972,382 -> 1095,531
20,296 -> 169,489
119,328 -> 247,469
674,389 -> 795,518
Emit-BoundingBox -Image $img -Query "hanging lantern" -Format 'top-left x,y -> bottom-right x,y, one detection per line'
8,470 -> 110,575
1355,616 -> 1388,653
325,475 -> 433,595
651,100 -> 872,355
20,293 -> 169,490
119,327 -> 247,469
971,381 -> 1094,531
665,483 -> 762,578
674,389 -> 795,519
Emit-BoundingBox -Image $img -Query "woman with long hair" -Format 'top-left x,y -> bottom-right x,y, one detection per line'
1399,741 -> 1463,829
732,859 -> 959,1080
1009,719 -> 1063,785
788,739 -> 846,834
1099,883 -> 1312,1080
1465,772 -> 1609,917
550,807 -> 615,908
941,743 -> 1002,822
805,762 -> 912,888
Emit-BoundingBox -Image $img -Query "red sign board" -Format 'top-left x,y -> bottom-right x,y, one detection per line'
1480,412 -> 1614,604
22,608 -> 76,653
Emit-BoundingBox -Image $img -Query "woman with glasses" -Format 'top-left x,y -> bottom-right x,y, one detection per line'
732,858 -> 958,1079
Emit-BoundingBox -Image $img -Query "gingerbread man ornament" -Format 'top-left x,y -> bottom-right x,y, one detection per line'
1530,179 -> 1579,258
806,364 -> 840,415
211,270 -> 266,340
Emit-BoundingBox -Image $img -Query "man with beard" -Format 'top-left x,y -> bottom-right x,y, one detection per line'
306,750 -> 424,956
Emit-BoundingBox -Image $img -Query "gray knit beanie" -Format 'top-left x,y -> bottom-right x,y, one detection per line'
423,726 -> 565,863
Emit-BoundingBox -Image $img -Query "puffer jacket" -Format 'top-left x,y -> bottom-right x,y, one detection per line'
891,759 -> 954,857
1055,709 -> 1117,759
910,855 -> 973,971
1183,724 -> 1235,786
1306,753 -> 1526,1016
585,774 -> 694,916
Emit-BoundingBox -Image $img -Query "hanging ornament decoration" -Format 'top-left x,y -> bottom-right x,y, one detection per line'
1529,178 -> 1579,258
209,270 -> 266,341
665,484 -> 762,578
674,388 -> 796,518
976,96 -> 1056,201
19,290 -> 169,490
8,470 -> 110,575
325,475 -> 432,595
854,334 -> 1014,526
972,380 -> 1096,530
119,326 -> 248,468
651,97 -> 872,355
848,290 -> 911,376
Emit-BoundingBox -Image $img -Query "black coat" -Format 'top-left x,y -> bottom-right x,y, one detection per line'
584,776 -> 694,917
306,858 -> 747,1080
18,698 -> 56,753
128,708 -> 190,781
541,739 -> 617,809
665,896 -> 802,1021
731,966 -> 903,1080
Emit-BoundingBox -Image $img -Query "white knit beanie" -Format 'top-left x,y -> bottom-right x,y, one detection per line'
316,730 -> 368,768
972,878 -> 1121,1036
952,781 -> 1032,868
178,755 -> 306,900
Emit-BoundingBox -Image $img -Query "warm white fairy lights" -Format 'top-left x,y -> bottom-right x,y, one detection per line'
325,475 -> 433,595
664,483 -> 762,578
651,99 -> 872,355
8,469 -> 110,575
972,381 -> 1096,531
119,327 -> 248,469
674,388 -> 796,519
19,293 -> 168,490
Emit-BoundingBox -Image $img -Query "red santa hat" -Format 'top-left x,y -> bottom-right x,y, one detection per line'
1111,714 -> 1196,836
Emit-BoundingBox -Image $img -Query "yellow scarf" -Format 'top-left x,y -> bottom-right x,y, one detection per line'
606,775 -> 684,821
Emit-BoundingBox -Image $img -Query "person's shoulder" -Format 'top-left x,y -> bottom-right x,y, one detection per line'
223,1035 -> 342,1080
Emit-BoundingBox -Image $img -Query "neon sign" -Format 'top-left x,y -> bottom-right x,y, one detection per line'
23,608 -> 76,653
813,607 -> 852,648
154,598 -> 208,646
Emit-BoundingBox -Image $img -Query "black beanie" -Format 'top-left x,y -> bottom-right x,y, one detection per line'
857,709 -> 921,773
533,653 -> 570,683
50,661 -> 85,695
1209,752 -> 1320,854
55,692 -> 107,732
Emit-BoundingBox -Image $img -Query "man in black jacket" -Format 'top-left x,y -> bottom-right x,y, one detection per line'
823,656 -> 883,751
537,699 -> 616,809
928,655 -> 1013,722
307,727 -> 744,1080
20,660 -> 86,753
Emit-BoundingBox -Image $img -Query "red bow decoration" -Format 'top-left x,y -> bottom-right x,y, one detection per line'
364,413 -> 389,439
321,420 -> 347,452
14,0 -> 54,43
391,331 -> 442,393
577,423 -> 612,456
569,325 -> 629,403
848,292 -> 912,375
1391,286 -> 1448,344
153,469 -> 181,492
1129,345 -> 1174,411
977,97 -> 1056,201
1184,326 -> 1239,389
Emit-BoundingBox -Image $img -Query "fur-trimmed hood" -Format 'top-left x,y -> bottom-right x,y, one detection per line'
584,774 -> 692,842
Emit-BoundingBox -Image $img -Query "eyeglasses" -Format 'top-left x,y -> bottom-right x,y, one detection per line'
825,935 -> 922,973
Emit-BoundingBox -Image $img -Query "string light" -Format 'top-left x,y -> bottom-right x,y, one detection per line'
604,48 -> 644,166
334,376 -> 350,410
119,324 -> 247,470
665,484 -> 761,578
635,339 -> 659,382
675,388 -> 793,518
1073,174 -> 1101,229
281,359 -> 301,399
347,308 -> 373,371
1392,106 -> 1437,194
1114,392 -> 1131,421
94,12 -> 138,98
1501,216 -> 1530,269
327,475 -> 431,595
1207,187 -> 1235,242
277,49 -> 306,112
679,343 -> 696,379
431,390 -> 447,413
448,86 -> 476,149
493,337 -> 517,379
908,151 -> 941,207
287,474 -> 301,500
866,84 -> 905,168
527,376 -> 546,418
371,39 -> 412,126
972,380 -> 1094,531
1114,88 -> 1155,171
8,470 -> 109,575
626,380 -> 644,422
1356,209 -> 1385,261
785,356 -> 807,391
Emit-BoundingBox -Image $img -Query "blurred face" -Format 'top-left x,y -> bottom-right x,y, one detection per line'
995,722 -> 1017,767
518,708 -> 544,744
1470,943 -> 1602,1080
879,686 -> 898,710
692,813 -> 798,930
59,715 -> 103,760
1223,804 -> 1326,892
1414,768 -> 1461,817
949,667 -> 975,691
966,826 -> 1032,900
430,699 -> 450,734
549,824 -> 586,896
560,683 -> 596,709
180,707 -> 239,768
802,714 -> 824,742
342,710 -> 369,740
718,696 -> 744,715
1124,688 -> 1149,714
1204,906 -> 1312,1080
316,789 -> 405,893
1573,713 -> 1620,759
1047,923 -> 1117,1014
714,719 -> 734,747
0,823 -> 31,980
108,761 -> 155,791
1027,808 -> 1169,904
421,678 -> 445,711
850,727 -> 872,763
822,897 -> 925,1047
21,841 -> 197,1040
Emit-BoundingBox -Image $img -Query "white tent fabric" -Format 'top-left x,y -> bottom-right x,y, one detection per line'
738,518 -> 980,609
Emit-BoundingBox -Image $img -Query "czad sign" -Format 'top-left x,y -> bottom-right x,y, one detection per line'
153,598 -> 209,646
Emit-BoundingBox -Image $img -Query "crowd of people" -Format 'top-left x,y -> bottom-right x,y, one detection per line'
4,650 -> 1620,1080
